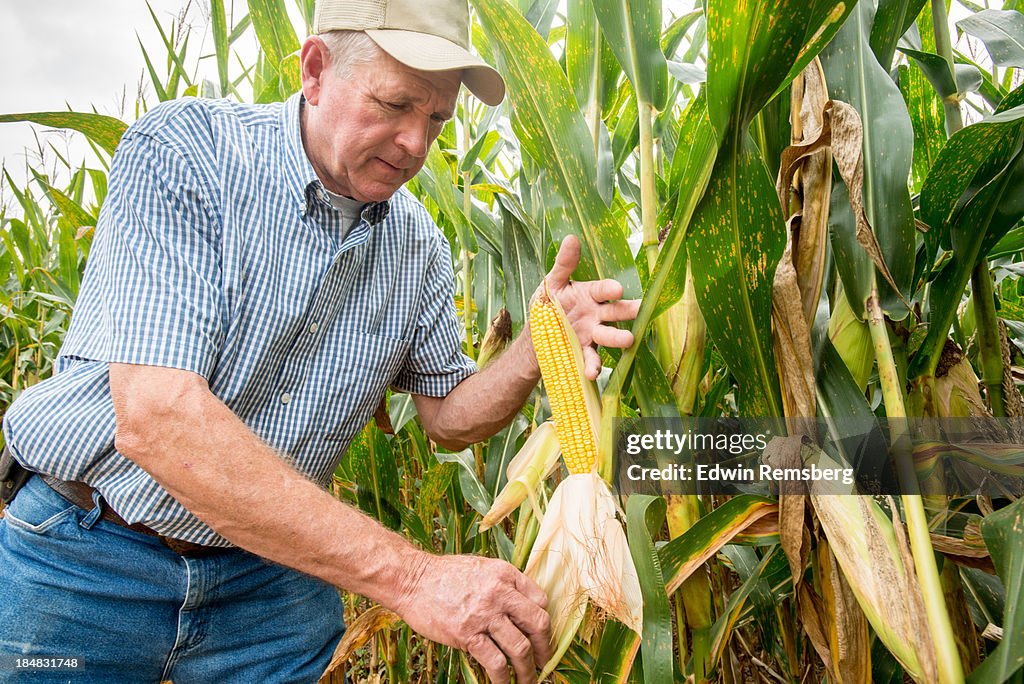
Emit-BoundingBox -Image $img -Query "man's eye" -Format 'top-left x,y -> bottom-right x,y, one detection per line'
383,101 -> 404,111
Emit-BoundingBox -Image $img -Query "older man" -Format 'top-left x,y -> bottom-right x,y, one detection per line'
0,1 -> 637,682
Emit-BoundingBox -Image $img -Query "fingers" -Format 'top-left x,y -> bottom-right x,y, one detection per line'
583,345 -> 602,380
504,589 -> 553,668
601,298 -> 642,322
467,633 -> 511,684
514,572 -> 548,609
592,324 -> 634,349
489,616 -> 539,684
546,235 -> 581,288
583,278 -> 625,302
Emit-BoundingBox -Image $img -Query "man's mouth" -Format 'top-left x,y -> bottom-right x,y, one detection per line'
376,158 -> 407,172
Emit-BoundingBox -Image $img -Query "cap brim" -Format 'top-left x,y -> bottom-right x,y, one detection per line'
366,29 -> 505,106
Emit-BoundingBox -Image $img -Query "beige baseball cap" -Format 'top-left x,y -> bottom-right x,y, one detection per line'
314,0 -> 506,106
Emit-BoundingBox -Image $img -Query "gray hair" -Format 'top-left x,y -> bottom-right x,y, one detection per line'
318,30 -> 383,80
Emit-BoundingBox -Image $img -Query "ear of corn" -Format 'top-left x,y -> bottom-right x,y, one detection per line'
522,277 -> 643,679
477,307 -> 513,369
529,281 -> 603,474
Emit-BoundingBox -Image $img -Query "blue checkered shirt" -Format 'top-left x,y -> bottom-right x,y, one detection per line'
2,93 -> 476,546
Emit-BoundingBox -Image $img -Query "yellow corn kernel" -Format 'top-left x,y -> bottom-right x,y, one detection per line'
529,284 -> 601,475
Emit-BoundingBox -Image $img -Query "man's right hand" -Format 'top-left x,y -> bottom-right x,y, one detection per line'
393,553 -> 552,684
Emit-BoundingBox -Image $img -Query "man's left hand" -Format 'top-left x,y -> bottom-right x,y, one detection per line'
532,234 -> 641,380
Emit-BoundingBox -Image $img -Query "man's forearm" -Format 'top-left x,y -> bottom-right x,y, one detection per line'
110,365 -> 424,609
417,329 -> 541,448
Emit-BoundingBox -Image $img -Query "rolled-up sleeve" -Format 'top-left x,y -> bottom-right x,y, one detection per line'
60,131 -> 224,378
391,232 -> 477,397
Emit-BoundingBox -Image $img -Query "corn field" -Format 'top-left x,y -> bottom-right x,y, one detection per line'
2,0 -> 1024,682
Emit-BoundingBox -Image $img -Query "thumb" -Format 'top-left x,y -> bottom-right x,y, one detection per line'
546,235 -> 581,288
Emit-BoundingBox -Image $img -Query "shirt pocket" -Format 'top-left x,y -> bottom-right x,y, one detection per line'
320,328 -> 411,444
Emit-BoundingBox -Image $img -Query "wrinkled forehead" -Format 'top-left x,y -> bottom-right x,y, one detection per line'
366,62 -> 462,110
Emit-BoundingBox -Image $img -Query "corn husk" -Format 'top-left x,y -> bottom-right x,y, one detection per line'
525,472 -> 643,678
808,450 -> 939,682
829,288 -> 874,390
479,422 -> 561,532
477,308 -> 513,369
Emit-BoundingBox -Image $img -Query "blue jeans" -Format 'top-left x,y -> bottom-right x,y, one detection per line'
0,475 -> 345,683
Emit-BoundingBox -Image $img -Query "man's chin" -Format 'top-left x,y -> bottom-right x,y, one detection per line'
353,180 -> 404,203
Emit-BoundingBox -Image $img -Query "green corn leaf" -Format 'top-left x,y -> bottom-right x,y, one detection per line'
228,13 -> 253,45
659,494 -> 779,595
911,105 -> 1024,380
434,449 -> 492,518
626,496 -> 673,684
688,134 -> 785,416
821,0 -> 916,320
634,342 -> 681,418
211,0 -> 231,97
592,0 -> 669,110
871,0 -> 929,69
967,498 -> 1024,683
684,0 -> 852,416
957,8 -> 1024,69
591,620 -> 641,683
143,2 -> 194,97
497,199 -> 545,335
708,548 -> 790,670
650,94 -> 716,319
247,0 -> 301,69
520,0 -> 559,40
997,82 -> 1024,114
295,0 -> 316,34
483,415 -> 528,496
417,462 -> 457,530
565,0 -> 620,121
898,63 -> 947,194
900,47 -> 985,101
33,175 -> 96,233
348,423 -> 402,530
611,91 -> 640,171
419,147 -> 479,254
705,0 -> 855,138
0,113 -> 127,157
138,36 -> 170,102
472,0 -> 640,296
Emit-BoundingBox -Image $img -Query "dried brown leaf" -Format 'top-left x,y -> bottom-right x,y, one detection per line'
319,605 -> 401,683
772,249 -> 818,422
779,59 -> 833,324
828,101 -> 908,308
818,540 -> 872,683
764,436 -> 810,584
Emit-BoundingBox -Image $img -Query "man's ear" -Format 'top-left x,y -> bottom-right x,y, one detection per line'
300,37 -> 329,106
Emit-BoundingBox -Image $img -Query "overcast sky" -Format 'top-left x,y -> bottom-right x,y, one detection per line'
0,0 -> 983,204
1,1 -> 193,182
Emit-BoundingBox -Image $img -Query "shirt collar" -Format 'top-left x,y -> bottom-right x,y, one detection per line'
281,92 -> 391,225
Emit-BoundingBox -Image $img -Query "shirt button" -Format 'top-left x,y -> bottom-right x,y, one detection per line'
280,392 -> 292,405
307,322 -> 319,334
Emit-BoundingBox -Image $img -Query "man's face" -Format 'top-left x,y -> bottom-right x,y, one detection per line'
303,46 -> 461,203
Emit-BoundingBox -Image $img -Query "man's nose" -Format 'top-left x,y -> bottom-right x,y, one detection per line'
395,116 -> 430,159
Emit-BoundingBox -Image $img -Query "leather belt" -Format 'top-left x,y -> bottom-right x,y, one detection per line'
41,476 -> 228,557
